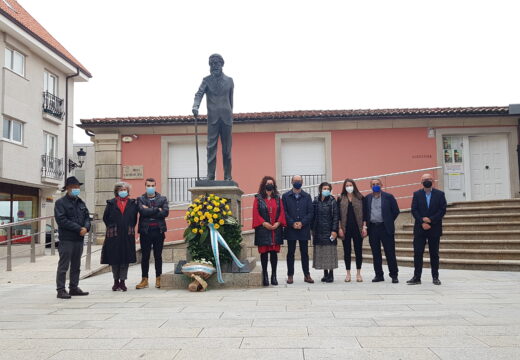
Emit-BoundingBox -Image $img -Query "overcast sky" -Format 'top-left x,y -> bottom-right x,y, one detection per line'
19,0 -> 520,143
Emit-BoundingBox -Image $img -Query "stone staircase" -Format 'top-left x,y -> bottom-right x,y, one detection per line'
241,199 -> 520,271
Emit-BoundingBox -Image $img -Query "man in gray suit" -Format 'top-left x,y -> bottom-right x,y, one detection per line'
192,54 -> 234,181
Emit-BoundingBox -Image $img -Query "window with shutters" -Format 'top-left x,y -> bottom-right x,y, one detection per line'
168,141 -> 207,204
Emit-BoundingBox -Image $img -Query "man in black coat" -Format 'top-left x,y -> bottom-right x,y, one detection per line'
135,178 -> 169,290
282,175 -> 315,284
54,176 -> 91,299
408,173 -> 447,285
364,178 -> 400,283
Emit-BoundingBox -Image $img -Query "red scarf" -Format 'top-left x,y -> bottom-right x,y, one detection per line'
116,197 -> 128,214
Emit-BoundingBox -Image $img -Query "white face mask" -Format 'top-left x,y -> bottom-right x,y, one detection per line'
345,186 -> 354,194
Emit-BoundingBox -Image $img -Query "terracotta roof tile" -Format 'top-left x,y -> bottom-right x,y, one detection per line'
79,106 -> 511,127
0,0 -> 91,77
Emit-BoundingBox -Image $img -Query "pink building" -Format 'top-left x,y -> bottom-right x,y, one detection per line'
79,106 -> 520,242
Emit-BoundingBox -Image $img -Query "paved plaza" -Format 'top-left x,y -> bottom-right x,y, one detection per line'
0,255 -> 519,360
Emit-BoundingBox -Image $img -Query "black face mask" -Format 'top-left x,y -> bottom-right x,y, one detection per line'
423,180 -> 433,188
265,184 -> 274,191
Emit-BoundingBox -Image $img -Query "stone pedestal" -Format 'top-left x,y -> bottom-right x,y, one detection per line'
188,184 -> 244,225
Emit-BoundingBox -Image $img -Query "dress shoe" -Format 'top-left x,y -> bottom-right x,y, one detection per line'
406,277 -> 421,285
392,277 -> 399,284
304,274 -> 315,284
321,270 -> 329,282
271,274 -> 278,286
155,277 -> 161,289
433,278 -> 441,285
262,271 -> 269,286
356,274 -> 363,282
286,276 -> 294,284
112,280 -> 120,291
69,287 -> 89,296
56,289 -> 71,299
136,277 -> 149,289
119,280 -> 128,291
372,276 -> 384,282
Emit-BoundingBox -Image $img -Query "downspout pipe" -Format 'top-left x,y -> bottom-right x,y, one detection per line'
64,68 -> 80,184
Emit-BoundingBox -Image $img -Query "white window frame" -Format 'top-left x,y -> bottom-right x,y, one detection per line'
2,118 -> 24,144
4,47 -> 25,76
43,132 -> 58,158
43,70 -> 58,95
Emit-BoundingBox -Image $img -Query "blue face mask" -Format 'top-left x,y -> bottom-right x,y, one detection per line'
118,191 -> 128,198
70,188 -> 80,197
293,182 -> 302,190
322,190 -> 331,197
146,187 -> 155,195
372,185 -> 381,193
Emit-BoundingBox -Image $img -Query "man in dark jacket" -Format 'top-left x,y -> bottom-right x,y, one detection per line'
135,178 -> 169,289
282,175 -> 315,284
408,173 -> 447,285
364,178 -> 400,283
54,176 -> 91,299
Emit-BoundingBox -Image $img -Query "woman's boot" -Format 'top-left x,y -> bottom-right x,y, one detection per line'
270,251 -> 278,286
261,252 -> 269,286
326,270 -> 334,283
321,270 -> 329,282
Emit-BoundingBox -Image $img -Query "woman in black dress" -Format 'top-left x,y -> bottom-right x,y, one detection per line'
101,182 -> 139,291
338,178 -> 367,282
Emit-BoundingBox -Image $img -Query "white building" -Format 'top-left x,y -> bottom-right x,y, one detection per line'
0,0 -> 91,240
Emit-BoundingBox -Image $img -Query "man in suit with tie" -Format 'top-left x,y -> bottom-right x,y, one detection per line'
407,173 -> 447,285
364,178 -> 400,283
192,54 -> 234,181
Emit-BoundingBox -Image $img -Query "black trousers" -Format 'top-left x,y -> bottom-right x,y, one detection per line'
111,264 -> 129,281
368,223 -> 398,278
413,234 -> 440,279
287,239 -> 310,276
56,240 -> 83,290
343,230 -> 363,270
207,120 -> 232,180
140,228 -> 165,278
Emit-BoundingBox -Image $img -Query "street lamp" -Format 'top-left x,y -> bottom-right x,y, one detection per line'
68,148 -> 86,172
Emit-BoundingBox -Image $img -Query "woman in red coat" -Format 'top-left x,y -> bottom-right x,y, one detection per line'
252,176 -> 286,286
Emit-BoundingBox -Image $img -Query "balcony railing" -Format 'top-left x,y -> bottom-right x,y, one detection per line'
41,155 -> 64,180
42,91 -> 64,119
168,177 -> 207,204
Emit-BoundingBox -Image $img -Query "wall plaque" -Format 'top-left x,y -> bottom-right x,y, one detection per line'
123,165 -> 144,179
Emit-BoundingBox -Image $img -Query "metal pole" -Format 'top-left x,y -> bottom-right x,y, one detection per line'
85,222 -> 93,271
6,227 -> 12,271
50,218 -> 56,256
194,115 -> 200,181
30,231 -> 35,263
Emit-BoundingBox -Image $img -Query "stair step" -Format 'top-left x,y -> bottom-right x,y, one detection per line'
362,254 -> 520,271
402,222 -> 520,231
394,239 -> 520,250
395,230 -> 520,240
443,214 -> 520,223
445,206 -> 520,215
391,247 -> 520,261
449,199 -> 520,208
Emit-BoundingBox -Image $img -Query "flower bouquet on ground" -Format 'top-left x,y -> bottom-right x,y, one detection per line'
183,194 -> 243,285
181,259 -> 216,292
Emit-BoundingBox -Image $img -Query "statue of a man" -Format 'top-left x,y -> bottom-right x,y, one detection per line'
192,54 -> 234,181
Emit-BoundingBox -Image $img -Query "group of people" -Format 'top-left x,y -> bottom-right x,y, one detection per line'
54,176 -> 169,299
54,171 -> 447,299
253,173 -> 447,287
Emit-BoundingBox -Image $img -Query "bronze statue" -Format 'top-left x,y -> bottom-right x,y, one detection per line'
192,54 -> 234,181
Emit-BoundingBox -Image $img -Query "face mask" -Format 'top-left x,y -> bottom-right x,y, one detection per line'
423,180 -> 433,188
372,185 -> 381,193
293,182 -> 302,190
265,184 -> 274,191
345,186 -> 354,194
146,187 -> 155,195
322,190 -> 331,197
70,189 -> 80,197
118,191 -> 128,198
